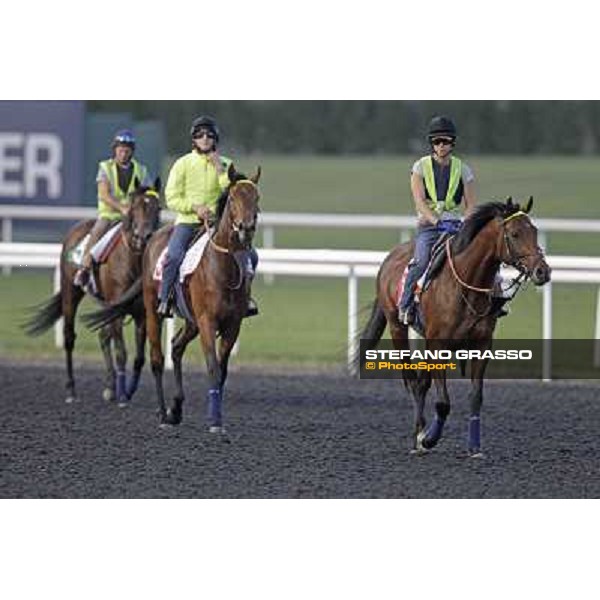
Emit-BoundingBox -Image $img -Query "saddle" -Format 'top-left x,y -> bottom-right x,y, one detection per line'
152,230 -> 210,323
69,223 -> 123,268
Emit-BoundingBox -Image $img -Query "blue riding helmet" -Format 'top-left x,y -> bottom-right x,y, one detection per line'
112,129 -> 136,151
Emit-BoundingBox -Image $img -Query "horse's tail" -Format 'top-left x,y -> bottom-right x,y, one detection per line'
350,298 -> 387,375
23,291 -> 63,336
81,278 -> 143,331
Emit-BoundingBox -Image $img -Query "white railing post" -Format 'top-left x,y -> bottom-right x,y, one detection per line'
165,317 -> 175,371
542,281 -> 552,382
262,225 -> 275,284
2,218 -> 12,275
594,286 -> 600,368
348,266 -> 358,374
54,265 -> 63,348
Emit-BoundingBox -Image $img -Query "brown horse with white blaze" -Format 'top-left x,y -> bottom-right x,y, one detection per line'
357,197 -> 551,456
83,166 -> 261,433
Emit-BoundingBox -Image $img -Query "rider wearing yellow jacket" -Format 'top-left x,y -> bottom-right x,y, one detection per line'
157,116 -> 259,317
75,129 -> 150,289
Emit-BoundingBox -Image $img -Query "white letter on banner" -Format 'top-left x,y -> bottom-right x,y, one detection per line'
25,134 -> 63,198
0,133 -> 24,196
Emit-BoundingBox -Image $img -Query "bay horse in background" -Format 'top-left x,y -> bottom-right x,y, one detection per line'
83,165 -> 261,434
24,178 -> 161,405
357,197 -> 551,456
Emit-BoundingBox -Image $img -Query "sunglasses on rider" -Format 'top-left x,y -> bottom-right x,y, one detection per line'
193,129 -> 217,140
431,137 -> 455,146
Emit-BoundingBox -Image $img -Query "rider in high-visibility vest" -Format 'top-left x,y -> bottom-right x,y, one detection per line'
157,115 -> 259,318
398,116 -> 477,325
74,129 -> 151,289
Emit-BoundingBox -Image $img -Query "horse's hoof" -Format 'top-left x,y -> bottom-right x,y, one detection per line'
102,388 -> 115,402
468,449 -> 485,459
65,395 -> 78,404
209,425 -> 226,434
409,447 -> 429,456
165,409 -> 182,426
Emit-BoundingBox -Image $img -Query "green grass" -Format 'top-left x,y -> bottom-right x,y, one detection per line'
3,155 -> 599,366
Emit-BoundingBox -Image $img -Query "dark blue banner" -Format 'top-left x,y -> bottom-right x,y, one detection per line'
0,101 -> 84,205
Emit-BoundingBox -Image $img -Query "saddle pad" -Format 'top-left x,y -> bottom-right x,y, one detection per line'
68,234 -> 90,266
153,232 -> 209,283
396,264 -> 410,306
90,223 -> 123,264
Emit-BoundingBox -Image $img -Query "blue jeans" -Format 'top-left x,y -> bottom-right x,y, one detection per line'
159,224 -> 260,303
159,224 -> 199,303
399,225 -> 442,311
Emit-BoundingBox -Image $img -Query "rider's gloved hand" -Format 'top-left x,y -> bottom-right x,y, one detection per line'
437,219 -> 461,235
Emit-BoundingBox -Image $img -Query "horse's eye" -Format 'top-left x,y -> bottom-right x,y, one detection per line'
510,231 -> 520,239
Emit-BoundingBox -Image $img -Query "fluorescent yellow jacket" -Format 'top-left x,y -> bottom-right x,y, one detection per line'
97,158 -> 149,220
165,151 -> 232,225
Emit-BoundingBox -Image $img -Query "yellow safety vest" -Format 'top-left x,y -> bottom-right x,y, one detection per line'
420,155 -> 463,216
97,158 -> 148,220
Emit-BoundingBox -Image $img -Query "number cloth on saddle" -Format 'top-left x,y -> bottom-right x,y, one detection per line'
153,230 -> 209,283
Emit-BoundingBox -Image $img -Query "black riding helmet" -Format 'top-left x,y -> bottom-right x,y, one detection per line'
427,116 -> 457,140
190,116 -> 220,143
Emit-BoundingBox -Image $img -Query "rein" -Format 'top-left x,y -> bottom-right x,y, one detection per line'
445,211 -> 533,294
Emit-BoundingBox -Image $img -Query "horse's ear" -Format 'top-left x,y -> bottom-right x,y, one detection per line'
525,196 -> 533,213
153,176 -> 161,193
505,196 -> 513,208
134,176 -> 141,189
227,162 -> 237,182
250,166 -> 262,185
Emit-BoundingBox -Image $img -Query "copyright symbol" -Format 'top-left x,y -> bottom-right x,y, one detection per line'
365,362 -> 376,370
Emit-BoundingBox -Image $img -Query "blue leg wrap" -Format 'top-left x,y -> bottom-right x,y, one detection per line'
423,416 -> 444,447
207,388 -> 222,427
125,371 -> 141,399
468,416 -> 481,451
116,371 -> 127,403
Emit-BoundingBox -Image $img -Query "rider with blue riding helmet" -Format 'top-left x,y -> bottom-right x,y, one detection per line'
157,115 -> 259,318
398,115 -> 477,324
75,129 -> 151,288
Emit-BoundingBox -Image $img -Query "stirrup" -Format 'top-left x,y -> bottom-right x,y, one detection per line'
398,306 -> 414,326
157,299 -> 173,318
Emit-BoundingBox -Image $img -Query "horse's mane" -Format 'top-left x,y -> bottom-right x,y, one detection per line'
452,201 -> 523,255
215,170 -> 248,224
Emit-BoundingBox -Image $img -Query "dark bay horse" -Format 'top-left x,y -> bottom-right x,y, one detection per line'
24,178 -> 161,405
84,166 -> 261,432
357,197 -> 551,456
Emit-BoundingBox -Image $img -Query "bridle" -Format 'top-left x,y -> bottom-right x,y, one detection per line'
207,179 -> 259,290
445,210 -> 544,295
208,179 -> 259,255
121,189 -> 160,254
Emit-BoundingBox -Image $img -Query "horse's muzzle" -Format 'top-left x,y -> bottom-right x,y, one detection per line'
532,261 -> 551,286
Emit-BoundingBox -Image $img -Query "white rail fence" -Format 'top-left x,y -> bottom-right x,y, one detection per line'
3,204 -> 600,259
2,242 -> 600,380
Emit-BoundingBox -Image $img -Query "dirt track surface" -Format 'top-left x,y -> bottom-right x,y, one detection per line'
1,361 -> 599,498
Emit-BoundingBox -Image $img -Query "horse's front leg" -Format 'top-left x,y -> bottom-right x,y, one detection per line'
111,318 -> 129,407
99,325 -> 116,403
467,358 -> 489,457
420,371 -> 451,450
218,319 -> 242,389
125,315 -> 146,400
197,315 -> 225,433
